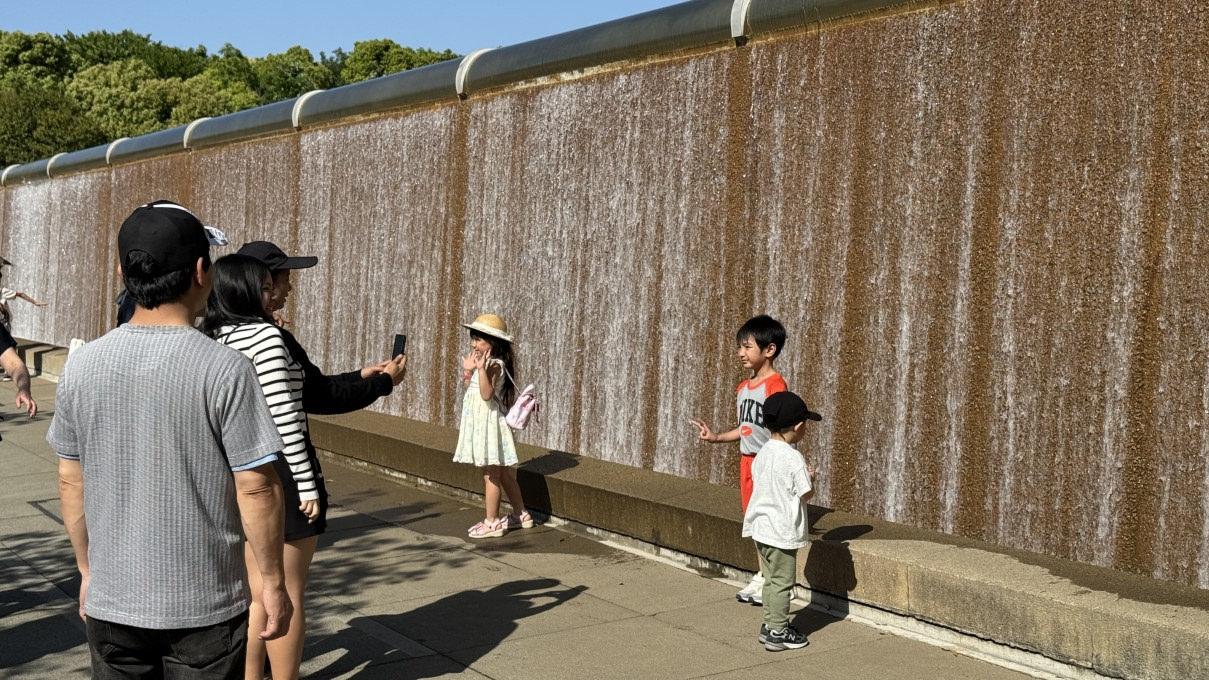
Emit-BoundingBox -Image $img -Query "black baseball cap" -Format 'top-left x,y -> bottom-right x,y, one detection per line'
763,391 -> 822,431
118,200 -> 226,276
236,241 -> 317,271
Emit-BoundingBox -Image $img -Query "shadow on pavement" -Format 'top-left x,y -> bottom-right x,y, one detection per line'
796,524 -> 873,639
0,611 -> 86,669
305,578 -> 584,679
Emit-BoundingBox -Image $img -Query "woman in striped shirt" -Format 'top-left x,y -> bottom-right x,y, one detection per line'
201,254 -> 324,680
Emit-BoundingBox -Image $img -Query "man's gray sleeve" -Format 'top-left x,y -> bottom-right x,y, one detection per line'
47,372 -> 79,459
216,359 -> 285,471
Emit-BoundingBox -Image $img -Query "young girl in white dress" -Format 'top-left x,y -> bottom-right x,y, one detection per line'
454,313 -> 534,539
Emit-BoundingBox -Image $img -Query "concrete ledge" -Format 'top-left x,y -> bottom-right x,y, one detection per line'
13,339 -> 69,381
312,410 -> 1209,679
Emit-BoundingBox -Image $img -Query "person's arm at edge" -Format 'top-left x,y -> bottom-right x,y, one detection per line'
0,347 -> 36,416
57,457 -> 88,619
233,462 -> 292,640
282,328 -> 393,414
16,291 -> 45,306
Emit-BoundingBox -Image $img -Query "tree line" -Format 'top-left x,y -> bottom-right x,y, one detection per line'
0,30 -> 458,167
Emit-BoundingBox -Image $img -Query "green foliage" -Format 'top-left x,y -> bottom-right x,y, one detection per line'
0,73 -> 104,166
0,29 -> 459,166
207,44 -> 259,93
64,30 -> 209,79
252,46 -> 334,102
66,59 -> 175,139
168,72 -> 260,125
0,31 -> 72,83
341,39 -> 458,83
319,48 -> 347,85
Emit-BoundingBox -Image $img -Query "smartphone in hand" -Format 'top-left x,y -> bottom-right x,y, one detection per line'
392,333 -> 407,358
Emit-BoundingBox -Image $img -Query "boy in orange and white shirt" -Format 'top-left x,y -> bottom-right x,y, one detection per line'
691,314 -> 788,604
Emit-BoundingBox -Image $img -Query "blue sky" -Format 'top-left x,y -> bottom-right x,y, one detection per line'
3,1 -> 679,58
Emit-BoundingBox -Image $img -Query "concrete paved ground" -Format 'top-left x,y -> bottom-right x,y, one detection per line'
0,379 -> 1030,679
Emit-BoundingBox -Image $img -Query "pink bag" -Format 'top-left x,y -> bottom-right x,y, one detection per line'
498,364 -> 539,430
505,383 -> 540,430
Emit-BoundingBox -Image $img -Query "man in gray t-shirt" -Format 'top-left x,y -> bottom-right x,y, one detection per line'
50,201 -> 292,680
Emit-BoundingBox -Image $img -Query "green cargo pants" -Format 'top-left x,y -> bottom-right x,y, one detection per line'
756,542 -> 798,630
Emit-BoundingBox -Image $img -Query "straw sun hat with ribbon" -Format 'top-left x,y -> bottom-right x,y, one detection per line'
462,313 -> 514,343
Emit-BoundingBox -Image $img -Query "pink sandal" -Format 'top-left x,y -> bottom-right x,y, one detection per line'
468,517 -> 508,539
506,510 -> 534,529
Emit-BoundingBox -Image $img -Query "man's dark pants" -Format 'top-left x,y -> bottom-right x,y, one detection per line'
86,611 -> 247,680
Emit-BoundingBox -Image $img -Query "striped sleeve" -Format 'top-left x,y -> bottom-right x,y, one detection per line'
222,324 -> 318,501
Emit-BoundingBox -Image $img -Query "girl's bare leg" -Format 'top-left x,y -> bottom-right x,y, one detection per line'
483,467 -> 503,520
500,467 -> 527,515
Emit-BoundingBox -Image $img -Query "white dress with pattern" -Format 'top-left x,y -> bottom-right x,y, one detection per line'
453,359 -> 518,467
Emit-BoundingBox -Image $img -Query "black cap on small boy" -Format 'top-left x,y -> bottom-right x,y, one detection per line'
763,391 -> 822,430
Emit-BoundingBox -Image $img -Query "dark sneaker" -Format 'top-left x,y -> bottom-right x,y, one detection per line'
764,626 -> 809,651
758,624 -> 771,645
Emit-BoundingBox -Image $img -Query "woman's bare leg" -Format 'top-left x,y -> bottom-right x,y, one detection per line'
263,536 -> 317,680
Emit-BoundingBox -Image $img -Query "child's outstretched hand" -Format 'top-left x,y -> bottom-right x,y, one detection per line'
807,462 -> 818,478
689,419 -> 717,443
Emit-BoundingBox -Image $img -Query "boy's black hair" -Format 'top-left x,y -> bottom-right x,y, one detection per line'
736,314 -> 786,359
123,250 -> 211,310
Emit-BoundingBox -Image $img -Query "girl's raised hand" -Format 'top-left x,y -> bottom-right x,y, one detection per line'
462,350 -> 477,371
472,348 -> 492,371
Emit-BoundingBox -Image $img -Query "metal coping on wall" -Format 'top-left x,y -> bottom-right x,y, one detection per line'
186,98 -> 297,149
47,143 -> 111,177
2,158 -> 52,186
107,124 -> 189,164
747,0 -> 919,35
462,0 -> 735,96
296,59 -> 461,127
18,0 -> 924,179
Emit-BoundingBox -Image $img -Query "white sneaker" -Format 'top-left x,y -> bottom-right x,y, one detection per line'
736,573 -> 764,605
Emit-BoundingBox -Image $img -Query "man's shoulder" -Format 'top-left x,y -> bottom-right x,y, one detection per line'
188,333 -> 263,378
73,328 -> 248,372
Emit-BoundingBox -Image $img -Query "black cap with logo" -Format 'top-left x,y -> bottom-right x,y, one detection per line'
762,391 -> 823,431
236,241 -> 317,271
118,200 -> 225,276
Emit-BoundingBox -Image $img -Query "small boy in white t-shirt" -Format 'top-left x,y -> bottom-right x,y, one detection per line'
742,390 -> 821,651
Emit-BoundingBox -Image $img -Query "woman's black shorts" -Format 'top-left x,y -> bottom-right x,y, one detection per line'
272,455 -> 328,541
